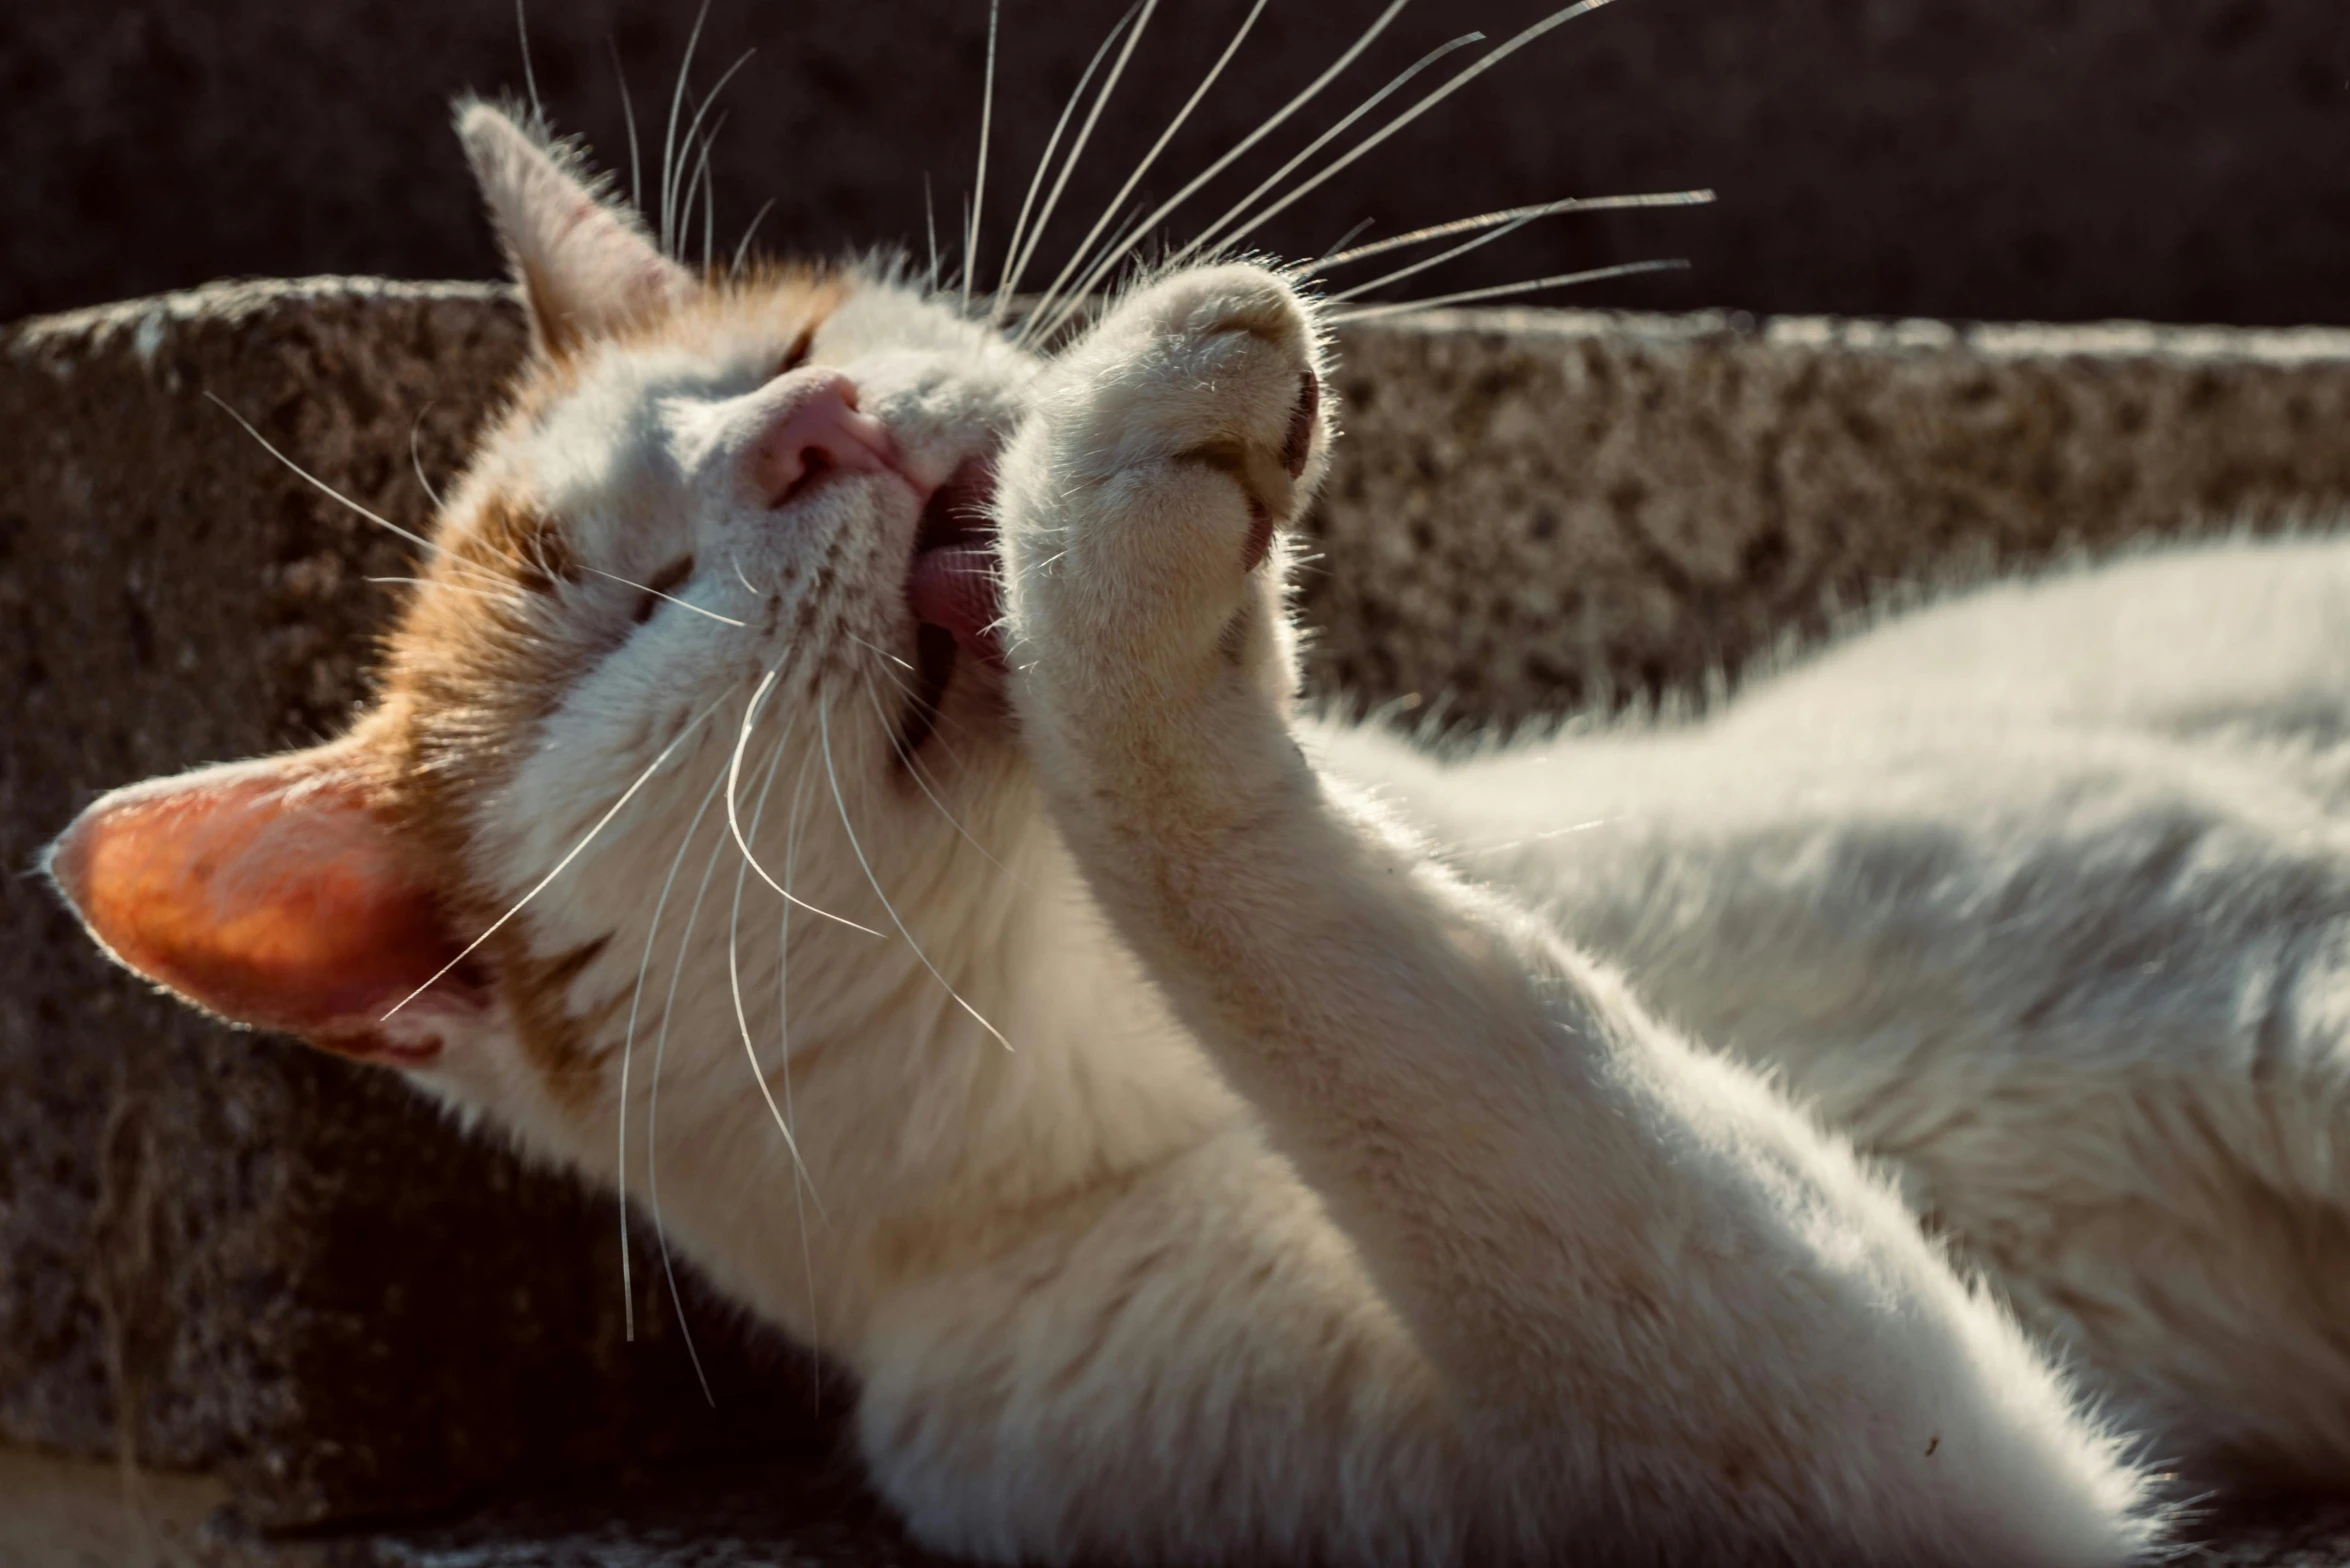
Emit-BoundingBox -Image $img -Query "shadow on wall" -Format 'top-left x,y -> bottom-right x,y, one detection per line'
4,0 -> 2346,328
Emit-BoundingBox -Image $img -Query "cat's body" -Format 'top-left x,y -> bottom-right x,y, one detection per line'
42,95 -> 2350,1566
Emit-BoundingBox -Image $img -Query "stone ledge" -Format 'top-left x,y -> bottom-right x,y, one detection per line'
5,278 -> 2350,1559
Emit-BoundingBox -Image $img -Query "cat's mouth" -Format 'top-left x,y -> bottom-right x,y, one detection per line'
899,456 -> 1002,758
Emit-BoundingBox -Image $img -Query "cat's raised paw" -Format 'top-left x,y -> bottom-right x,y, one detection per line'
996,264 -> 1329,686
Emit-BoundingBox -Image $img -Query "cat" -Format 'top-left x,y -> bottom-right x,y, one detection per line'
43,89 -> 2350,1566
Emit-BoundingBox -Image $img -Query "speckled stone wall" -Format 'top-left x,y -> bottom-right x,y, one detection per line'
5,278 -> 2350,1550
1307,310 -> 2350,727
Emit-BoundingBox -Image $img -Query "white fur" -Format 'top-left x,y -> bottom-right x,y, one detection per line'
108,108 -> 2350,1563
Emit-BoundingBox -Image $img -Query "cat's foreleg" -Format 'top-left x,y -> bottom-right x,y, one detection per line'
995,264 -> 2158,1564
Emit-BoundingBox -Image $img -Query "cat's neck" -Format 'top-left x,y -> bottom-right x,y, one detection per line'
616,811 -> 1244,1351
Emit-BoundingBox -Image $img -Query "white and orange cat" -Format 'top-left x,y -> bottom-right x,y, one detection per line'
44,94 -> 2350,1565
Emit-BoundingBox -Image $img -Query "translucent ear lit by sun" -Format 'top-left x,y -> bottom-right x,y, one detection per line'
45,745 -> 484,1064
455,99 -> 694,357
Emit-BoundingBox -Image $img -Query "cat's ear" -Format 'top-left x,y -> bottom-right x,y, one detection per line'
455,98 -> 693,358
44,743 -> 488,1066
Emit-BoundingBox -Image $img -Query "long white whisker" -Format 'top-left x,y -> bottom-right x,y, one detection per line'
616,752 -> 735,1341
648,753 -> 756,1408
610,37 -> 644,214
1330,258 -> 1688,322
1186,0 -> 1625,270
1164,30 -> 1491,276
382,694 -> 730,1022
1004,0 -> 1159,324
991,2 -> 1145,321
846,631 -> 913,671
963,0 -> 1000,317
208,394 -> 513,598
701,115 -> 721,271
363,576 -> 518,608
819,697 -> 1011,1049
1309,216 -> 1379,270
865,672 -> 1022,883
659,0 -> 712,255
677,106 -> 732,271
924,173 -> 943,290
1025,0 -> 1420,343
1029,0 -> 1270,332
732,198 -> 776,278
775,749 -> 823,1385
515,0 -> 545,129
409,409 -> 445,511
1324,208 -> 1551,304
1452,816 -> 1622,858
581,563 -> 745,625
727,670 -> 888,936
726,727 -> 823,1210
1314,189 -> 1715,272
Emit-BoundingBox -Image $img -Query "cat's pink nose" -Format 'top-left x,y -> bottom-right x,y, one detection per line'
750,368 -> 899,505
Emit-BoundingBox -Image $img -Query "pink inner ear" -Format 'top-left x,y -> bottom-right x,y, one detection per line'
47,753 -> 480,1060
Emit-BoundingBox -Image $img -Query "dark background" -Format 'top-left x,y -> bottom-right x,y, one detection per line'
5,0 -> 2347,330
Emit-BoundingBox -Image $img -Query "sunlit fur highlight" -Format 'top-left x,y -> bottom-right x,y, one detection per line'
45,48 -> 2350,1568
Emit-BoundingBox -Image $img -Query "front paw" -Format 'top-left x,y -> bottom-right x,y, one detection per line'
997,264 -> 1329,685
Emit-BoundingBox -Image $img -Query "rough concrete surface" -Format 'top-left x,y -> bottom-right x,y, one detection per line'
3,0 -> 2346,328
1310,309 -> 2350,727
5,276 -> 2350,1562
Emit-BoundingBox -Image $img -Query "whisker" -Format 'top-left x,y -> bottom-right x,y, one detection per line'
659,0 -> 713,255
1324,210 -> 1546,303
701,113 -> 721,271
616,752 -> 735,1341
1029,0 -> 1271,333
582,563 -> 746,626
924,173 -> 943,290
1450,816 -> 1622,858
676,105 -> 733,271
992,1 -> 1146,322
1183,0 -> 1626,268
864,642 -> 987,756
648,754 -> 754,1408
364,576 -> 520,609
819,697 -> 1012,1049
610,36 -> 644,214
726,725 -> 823,1208
1312,189 -> 1715,272
515,0 -> 545,129
865,671 -> 1023,883
382,692 -> 731,1021
1025,0 -> 1421,343
846,631 -> 913,671
207,394 -> 513,598
775,749 -> 824,1391
727,670 -> 888,936
954,193 -> 973,296
963,0 -> 1000,317
1164,29 -> 1491,278
409,408 -> 445,511
1329,257 -> 1688,322
1309,216 -> 1379,270
732,198 -> 776,278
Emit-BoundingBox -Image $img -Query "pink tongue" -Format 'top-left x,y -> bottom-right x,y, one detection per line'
907,545 -> 1005,664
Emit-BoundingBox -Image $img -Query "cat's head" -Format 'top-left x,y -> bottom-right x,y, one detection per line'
45,103 -> 1103,1178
